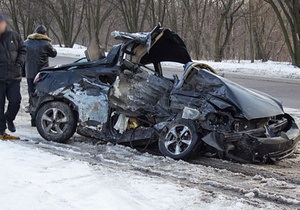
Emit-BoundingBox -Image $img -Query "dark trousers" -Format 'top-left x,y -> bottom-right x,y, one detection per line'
0,82 -> 21,132
27,78 -> 36,125
27,78 -> 35,96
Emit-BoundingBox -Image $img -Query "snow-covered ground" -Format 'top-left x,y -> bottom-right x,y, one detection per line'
54,44 -> 86,59
0,141 -> 267,210
0,77 -> 299,209
2,48 -> 299,209
161,60 -> 300,79
200,60 -> 300,79
0,81 -> 266,210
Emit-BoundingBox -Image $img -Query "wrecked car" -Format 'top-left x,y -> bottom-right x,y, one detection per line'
30,25 -> 300,163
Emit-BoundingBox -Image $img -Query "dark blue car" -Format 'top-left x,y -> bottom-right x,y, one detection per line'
30,25 -> 300,163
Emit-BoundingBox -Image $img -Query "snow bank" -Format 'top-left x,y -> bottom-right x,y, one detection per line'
54,44 -> 86,58
162,60 -> 300,79
0,141 -> 260,210
202,60 -> 300,79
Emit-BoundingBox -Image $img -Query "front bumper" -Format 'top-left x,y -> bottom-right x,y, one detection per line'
224,118 -> 300,163
202,114 -> 300,163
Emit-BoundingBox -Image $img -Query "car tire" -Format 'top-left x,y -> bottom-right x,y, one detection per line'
158,118 -> 198,160
36,101 -> 77,143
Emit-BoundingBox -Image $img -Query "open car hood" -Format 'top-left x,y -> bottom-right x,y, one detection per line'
140,29 -> 192,64
112,25 -> 192,65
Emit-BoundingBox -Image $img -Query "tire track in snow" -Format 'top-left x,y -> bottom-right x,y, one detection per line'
14,137 -> 300,209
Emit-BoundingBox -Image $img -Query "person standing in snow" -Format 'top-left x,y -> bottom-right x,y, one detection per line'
0,15 -> 26,140
25,25 -> 57,126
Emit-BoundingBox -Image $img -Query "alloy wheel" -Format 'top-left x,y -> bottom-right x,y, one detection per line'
41,108 -> 68,135
164,124 -> 193,155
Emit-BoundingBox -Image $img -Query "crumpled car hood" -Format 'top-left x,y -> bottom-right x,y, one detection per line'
220,79 -> 284,120
189,70 -> 284,120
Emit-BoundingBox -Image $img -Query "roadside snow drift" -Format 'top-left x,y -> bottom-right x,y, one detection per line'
54,44 -> 86,58
0,141 -> 260,210
161,60 -> 300,79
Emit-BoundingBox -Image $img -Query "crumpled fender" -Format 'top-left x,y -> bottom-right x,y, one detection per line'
202,131 -> 226,151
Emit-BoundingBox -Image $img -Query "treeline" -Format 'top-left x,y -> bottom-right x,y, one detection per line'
1,0 -> 300,66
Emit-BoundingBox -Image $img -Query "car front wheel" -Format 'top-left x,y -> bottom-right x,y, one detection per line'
158,119 -> 199,160
36,101 -> 77,143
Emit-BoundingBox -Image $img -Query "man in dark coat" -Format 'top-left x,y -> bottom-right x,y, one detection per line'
0,15 -> 26,140
25,25 -> 57,126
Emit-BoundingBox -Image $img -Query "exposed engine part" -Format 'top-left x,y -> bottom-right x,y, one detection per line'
233,118 -> 271,132
127,118 -> 140,130
201,112 -> 234,132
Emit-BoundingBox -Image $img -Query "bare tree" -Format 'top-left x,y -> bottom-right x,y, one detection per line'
265,0 -> 300,67
1,0 -> 38,38
111,0 -> 151,32
252,0 -> 280,61
168,0 -> 178,32
214,0 -> 244,62
39,0 -> 86,47
0,0 -> 296,63
85,0 -> 113,40
182,0 -> 208,59
147,0 -> 168,26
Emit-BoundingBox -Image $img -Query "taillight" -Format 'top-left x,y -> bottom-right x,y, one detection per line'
33,72 -> 47,84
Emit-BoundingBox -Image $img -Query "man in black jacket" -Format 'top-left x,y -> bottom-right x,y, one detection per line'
0,15 -> 26,140
25,25 -> 57,126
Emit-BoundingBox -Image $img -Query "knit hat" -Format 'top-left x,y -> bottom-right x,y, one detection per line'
35,25 -> 47,34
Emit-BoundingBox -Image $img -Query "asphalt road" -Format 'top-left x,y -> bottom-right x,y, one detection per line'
49,56 -> 300,109
222,74 -> 300,109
